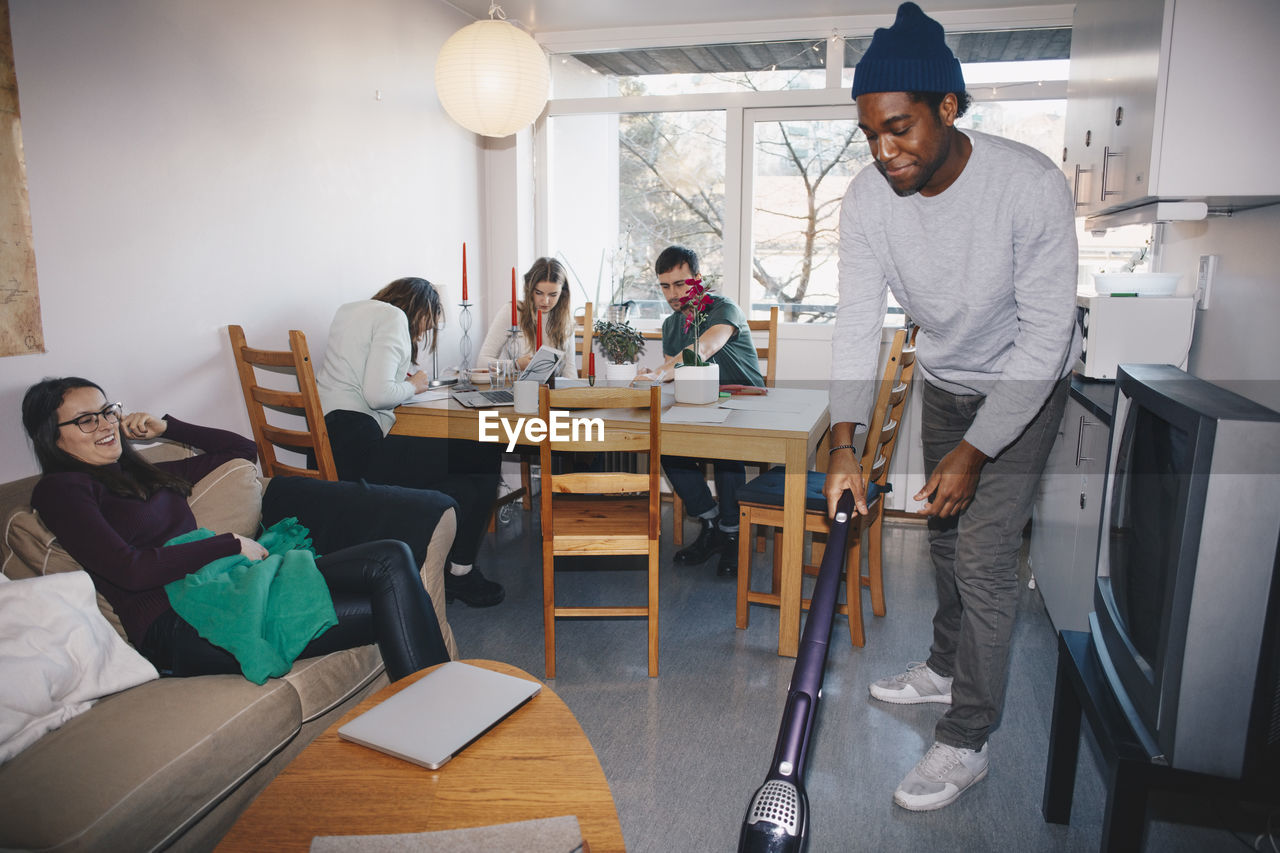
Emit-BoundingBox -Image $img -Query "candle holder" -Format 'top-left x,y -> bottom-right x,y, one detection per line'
449,301 -> 477,391
457,301 -> 475,368
501,326 -> 522,365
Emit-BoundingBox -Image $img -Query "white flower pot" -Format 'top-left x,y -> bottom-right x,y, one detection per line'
673,363 -> 720,404
603,361 -> 638,383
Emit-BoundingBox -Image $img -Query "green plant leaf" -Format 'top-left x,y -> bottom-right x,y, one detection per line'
680,348 -> 706,367
593,318 -> 646,364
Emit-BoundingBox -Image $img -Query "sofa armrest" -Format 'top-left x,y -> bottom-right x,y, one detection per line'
259,478 -> 459,658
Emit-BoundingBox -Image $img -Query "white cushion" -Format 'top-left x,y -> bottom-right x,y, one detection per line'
0,572 -> 158,764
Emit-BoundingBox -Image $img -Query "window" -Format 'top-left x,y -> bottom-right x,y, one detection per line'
745,109 -> 865,324
547,110 -> 726,321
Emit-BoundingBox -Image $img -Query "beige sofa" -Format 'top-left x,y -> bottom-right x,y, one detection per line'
0,447 -> 459,852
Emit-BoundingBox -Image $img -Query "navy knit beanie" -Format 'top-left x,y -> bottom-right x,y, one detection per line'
851,2 -> 965,99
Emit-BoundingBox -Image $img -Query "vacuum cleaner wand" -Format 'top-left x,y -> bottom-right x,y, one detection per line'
739,491 -> 856,853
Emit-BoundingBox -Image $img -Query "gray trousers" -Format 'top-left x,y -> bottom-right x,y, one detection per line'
921,377 -> 1068,750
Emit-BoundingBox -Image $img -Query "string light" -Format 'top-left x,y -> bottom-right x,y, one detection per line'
754,38 -> 828,74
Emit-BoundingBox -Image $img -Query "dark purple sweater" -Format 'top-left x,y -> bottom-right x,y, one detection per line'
30,417 -> 258,646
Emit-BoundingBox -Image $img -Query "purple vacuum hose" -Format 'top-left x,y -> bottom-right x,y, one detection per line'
738,490 -> 855,853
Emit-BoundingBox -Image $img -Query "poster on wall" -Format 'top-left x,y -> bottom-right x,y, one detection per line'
0,0 -> 42,358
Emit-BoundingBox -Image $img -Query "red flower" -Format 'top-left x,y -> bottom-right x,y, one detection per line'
676,277 -> 713,361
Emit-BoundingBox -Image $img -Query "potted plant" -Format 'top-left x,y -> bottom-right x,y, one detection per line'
672,277 -> 720,404
593,318 -> 646,382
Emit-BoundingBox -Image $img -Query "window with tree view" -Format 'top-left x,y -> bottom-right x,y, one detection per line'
748,113 -> 866,323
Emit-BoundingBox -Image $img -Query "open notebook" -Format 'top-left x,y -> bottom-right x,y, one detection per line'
337,662 -> 542,770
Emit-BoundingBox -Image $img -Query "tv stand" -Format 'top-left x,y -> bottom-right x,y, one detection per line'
1042,630 -> 1280,851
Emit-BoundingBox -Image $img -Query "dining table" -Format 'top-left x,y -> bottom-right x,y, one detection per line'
392,383 -> 831,657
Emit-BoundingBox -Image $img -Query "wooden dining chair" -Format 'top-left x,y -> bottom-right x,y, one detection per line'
227,325 -> 338,480
539,384 -> 662,678
734,326 -> 917,647
750,305 -> 779,389
573,302 -> 594,375
672,305 -> 779,546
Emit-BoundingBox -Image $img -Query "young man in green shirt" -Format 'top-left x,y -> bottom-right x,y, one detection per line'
636,245 -> 763,576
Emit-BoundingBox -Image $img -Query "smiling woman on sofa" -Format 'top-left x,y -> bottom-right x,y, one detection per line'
21,376 -> 450,682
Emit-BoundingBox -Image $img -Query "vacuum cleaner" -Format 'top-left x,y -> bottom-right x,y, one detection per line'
738,489 -> 859,853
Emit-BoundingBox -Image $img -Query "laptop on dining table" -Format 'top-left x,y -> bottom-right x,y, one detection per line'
452,345 -> 564,408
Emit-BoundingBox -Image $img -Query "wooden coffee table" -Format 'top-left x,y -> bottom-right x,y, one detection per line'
217,660 -> 623,852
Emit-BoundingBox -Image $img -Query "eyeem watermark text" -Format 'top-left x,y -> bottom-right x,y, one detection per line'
478,410 -> 605,451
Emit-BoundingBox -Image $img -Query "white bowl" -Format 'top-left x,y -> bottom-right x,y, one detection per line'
1092,272 -> 1181,297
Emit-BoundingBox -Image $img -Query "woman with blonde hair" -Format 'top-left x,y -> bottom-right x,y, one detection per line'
477,257 -> 577,378
316,276 -> 504,608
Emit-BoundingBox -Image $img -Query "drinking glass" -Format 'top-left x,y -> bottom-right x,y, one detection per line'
488,357 -> 514,389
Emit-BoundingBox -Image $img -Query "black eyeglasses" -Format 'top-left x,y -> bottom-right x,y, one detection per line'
57,403 -> 123,434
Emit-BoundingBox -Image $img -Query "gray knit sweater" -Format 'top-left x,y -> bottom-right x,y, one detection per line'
831,129 -> 1082,457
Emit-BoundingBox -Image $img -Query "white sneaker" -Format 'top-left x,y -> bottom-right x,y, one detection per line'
893,741 -> 989,811
869,661 -> 953,705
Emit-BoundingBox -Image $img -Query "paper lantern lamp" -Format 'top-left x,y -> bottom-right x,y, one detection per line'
434,18 -> 550,138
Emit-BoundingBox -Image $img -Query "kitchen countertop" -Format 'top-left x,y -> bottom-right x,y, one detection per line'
1070,373 -> 1116,425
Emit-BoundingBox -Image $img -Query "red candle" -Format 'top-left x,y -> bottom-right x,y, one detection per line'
461,242 -> 468,302
536,310 -> 543,349
589,351 -> 595,376
511,268 -> 518,327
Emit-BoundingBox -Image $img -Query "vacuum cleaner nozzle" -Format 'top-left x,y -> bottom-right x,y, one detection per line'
739,778 -> 807,853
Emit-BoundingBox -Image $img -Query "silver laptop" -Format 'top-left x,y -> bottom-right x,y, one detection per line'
453,345 -> 564,408
337,661 -> 542,769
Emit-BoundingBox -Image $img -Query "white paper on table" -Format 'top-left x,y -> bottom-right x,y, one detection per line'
718,396 -> 803,412
406,389 -> 451,404
662,405 -> 732,424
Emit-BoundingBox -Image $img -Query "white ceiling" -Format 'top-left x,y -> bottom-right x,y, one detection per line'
442,0 -> 1070,35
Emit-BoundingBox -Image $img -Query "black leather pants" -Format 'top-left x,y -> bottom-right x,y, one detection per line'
142,539 -> 449,682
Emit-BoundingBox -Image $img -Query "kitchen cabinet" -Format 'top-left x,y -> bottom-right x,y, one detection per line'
1062,0 -> 1280,218
1030,392 -> 1110,633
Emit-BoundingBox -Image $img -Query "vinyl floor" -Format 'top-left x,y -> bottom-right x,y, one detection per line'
446,502 -> 1274,853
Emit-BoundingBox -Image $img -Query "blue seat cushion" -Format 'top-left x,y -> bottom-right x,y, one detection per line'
738,468 -> 889,514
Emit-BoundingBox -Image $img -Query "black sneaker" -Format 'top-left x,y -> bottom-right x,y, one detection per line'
444,567 -> 505,607
716,533 -> 739,577
673,520 -> 729,565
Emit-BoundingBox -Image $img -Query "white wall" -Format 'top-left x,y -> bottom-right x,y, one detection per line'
1162,204 -> 1280,412
0,0 -> 484,482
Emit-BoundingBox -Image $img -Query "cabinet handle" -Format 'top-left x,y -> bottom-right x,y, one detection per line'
1101,147 -> 1122,199
1072,164 -> 1090,208
1075,415 -> 1097,466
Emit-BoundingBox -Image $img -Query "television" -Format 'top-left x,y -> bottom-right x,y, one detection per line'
1091,363 -> 1280,781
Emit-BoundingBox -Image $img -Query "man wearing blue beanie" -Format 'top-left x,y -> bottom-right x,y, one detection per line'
824,2 -> 1082,811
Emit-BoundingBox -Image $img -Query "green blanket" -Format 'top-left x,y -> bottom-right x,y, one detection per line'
164,518 -> 337,684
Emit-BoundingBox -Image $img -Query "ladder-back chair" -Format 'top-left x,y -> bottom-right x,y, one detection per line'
539,384 -> 662,678
735,326 -> 917,647
227,325 -> 337,480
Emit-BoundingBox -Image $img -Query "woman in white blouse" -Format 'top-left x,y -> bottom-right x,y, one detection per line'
316,277 -> 504,608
